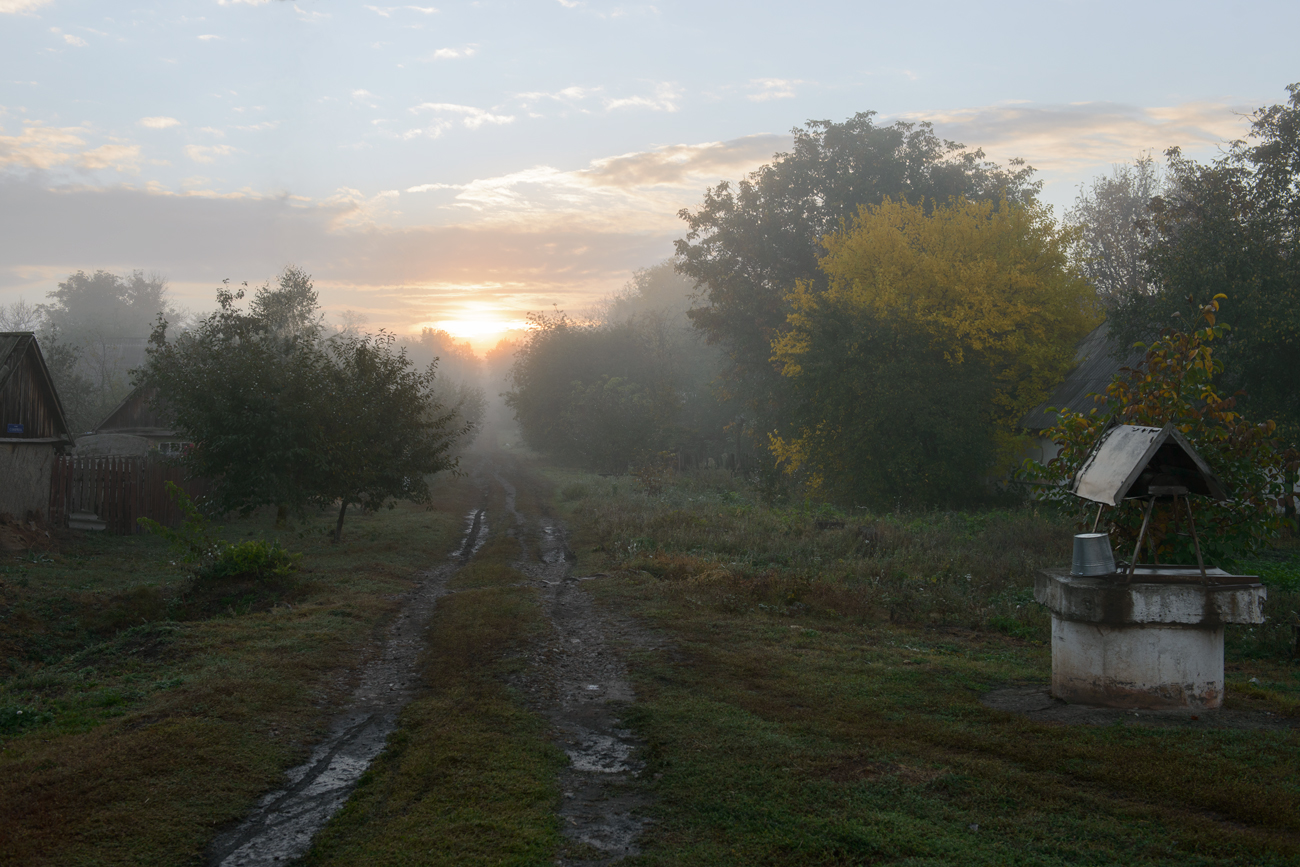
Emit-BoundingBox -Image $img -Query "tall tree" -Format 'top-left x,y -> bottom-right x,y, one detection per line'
39,269 -> 176,429
1111,83 -> 1300,440
1064,153 -> 1165,308
771,197 -> 1099,507
676,112 -> 1040,441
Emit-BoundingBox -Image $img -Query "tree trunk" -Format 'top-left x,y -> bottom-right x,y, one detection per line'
333,501 -> 349,542
275,503 -> 288,529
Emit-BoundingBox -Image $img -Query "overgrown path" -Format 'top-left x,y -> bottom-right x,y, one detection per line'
208,451 -> 649,866
206,499 -> 489,866
497,468 -> 650,864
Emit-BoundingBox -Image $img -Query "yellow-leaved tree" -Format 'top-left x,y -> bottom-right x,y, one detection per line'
771,196 -> 1100,507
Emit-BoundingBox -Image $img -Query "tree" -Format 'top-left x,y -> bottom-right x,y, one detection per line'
0,298 -> 41,332
316,331 -> 466,539
39,269 -> 176,430
675,112 -> 1040,449
1026,297 -> 1295,560
1110,83 -> 1300,441
1064,153 -> 1165,308
142,274 -> 328,521
142,268 -> 469,534
771,197 -> 1099,507
506,264 -> 731,472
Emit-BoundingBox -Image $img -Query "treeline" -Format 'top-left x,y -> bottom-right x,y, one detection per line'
507,85 -> 1300,509
507,263 -> 731,473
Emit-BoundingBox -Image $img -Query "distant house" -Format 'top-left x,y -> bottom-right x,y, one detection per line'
0,333 -> 76,520
1021,320 -> 1145,465
73,384 -> 190,458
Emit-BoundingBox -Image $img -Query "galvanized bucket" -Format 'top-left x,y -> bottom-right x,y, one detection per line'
1071,532 -> 1116,577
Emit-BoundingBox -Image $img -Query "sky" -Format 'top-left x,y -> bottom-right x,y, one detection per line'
1,0 -> 1297,350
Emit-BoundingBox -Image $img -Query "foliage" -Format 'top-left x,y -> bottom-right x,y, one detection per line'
36,269 -> 176,429
139,482 -> 302,580
1024,297 -> 1297,561
206,538 -> 302,581
771,196 -> 1099,507
1064,153 -> 1165,308
141,271 -> 330,518
142,269 -> 468,536
676,112 -> 1041,454
507,265 -> 731,472
1111,83 -> 1300,441
315,330 -> 467,538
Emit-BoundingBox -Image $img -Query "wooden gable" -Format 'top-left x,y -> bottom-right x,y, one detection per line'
0,333 -> 74,444
95,384 -> 180,437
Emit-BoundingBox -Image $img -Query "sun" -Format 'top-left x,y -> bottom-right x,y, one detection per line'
425,317 -> 530,351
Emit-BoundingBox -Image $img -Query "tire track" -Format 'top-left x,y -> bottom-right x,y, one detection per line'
206,502 -> 488,867
496,470 -> 651,865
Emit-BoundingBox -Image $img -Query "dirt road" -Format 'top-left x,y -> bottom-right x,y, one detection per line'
207,455 -> 648,866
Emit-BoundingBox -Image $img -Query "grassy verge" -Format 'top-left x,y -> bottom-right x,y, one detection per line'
0,480 -> 476,867
300,466 -> 567,867
554,467 -> 1300,866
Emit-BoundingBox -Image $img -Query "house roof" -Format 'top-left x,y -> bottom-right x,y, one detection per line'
1022,319 -> 1146,432
0,332 -> 75,444
95,383 -> 181,437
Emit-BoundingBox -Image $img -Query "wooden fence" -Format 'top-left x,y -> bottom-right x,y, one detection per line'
49,455 -> 209,535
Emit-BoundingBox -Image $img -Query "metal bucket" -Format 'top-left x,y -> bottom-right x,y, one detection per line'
1071,532 -> 1116,577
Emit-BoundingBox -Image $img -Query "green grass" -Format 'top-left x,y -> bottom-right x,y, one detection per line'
553,465 -> 1300,866
0,483 -> 477,866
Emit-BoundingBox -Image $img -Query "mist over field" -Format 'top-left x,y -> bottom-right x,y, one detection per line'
4,3 -> 1300,866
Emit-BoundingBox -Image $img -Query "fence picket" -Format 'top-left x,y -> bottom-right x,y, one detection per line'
47,455 -> 208,534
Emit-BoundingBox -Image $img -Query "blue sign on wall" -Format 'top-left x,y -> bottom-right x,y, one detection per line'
6,423 -> 23,434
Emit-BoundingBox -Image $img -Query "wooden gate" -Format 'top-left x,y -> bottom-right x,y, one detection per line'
49,456 -> 209,534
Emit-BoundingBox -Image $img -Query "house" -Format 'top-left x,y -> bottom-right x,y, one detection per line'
1021,319 -> 1145,466
0,333 -> 76,520
73,384 -> 189,458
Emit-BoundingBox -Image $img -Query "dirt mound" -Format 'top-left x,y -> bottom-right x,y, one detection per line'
0,513 -> 57,553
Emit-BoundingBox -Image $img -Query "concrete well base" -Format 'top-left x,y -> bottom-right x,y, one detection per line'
1035,569 -> 1266,711
1050,616 -> 1224,709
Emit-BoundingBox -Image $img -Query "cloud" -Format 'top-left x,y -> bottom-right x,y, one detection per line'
0,0 -> 52,13
411,134 -> 786,234
217,0 -> 274,5
0,122 -> 141,173
197,34 -> 220,41
747,78 -> 799,102
605,83 -> 680,113
62,33 -> 88,47
409,102 -> 514,131
896,99 -> 1252,175
406,182 -> 463,193
184,144 -> 237,164
139,116 -> 181,129
364,4 -> 438,16
426,44 -> 477,61
0,177 -> 670,333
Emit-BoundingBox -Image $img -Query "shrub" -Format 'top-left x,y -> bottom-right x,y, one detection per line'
139,482 -> 301,581
1022,297 -> 1298,561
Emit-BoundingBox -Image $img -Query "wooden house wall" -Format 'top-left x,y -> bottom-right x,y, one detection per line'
0,341 -> 62,439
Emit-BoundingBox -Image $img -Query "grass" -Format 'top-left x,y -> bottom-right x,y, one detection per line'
0,480 -> 477,866
551,465 -> 1300,866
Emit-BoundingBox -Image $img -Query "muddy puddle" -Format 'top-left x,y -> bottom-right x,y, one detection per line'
206,508 -> 486,867
498,472 -> 651,865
